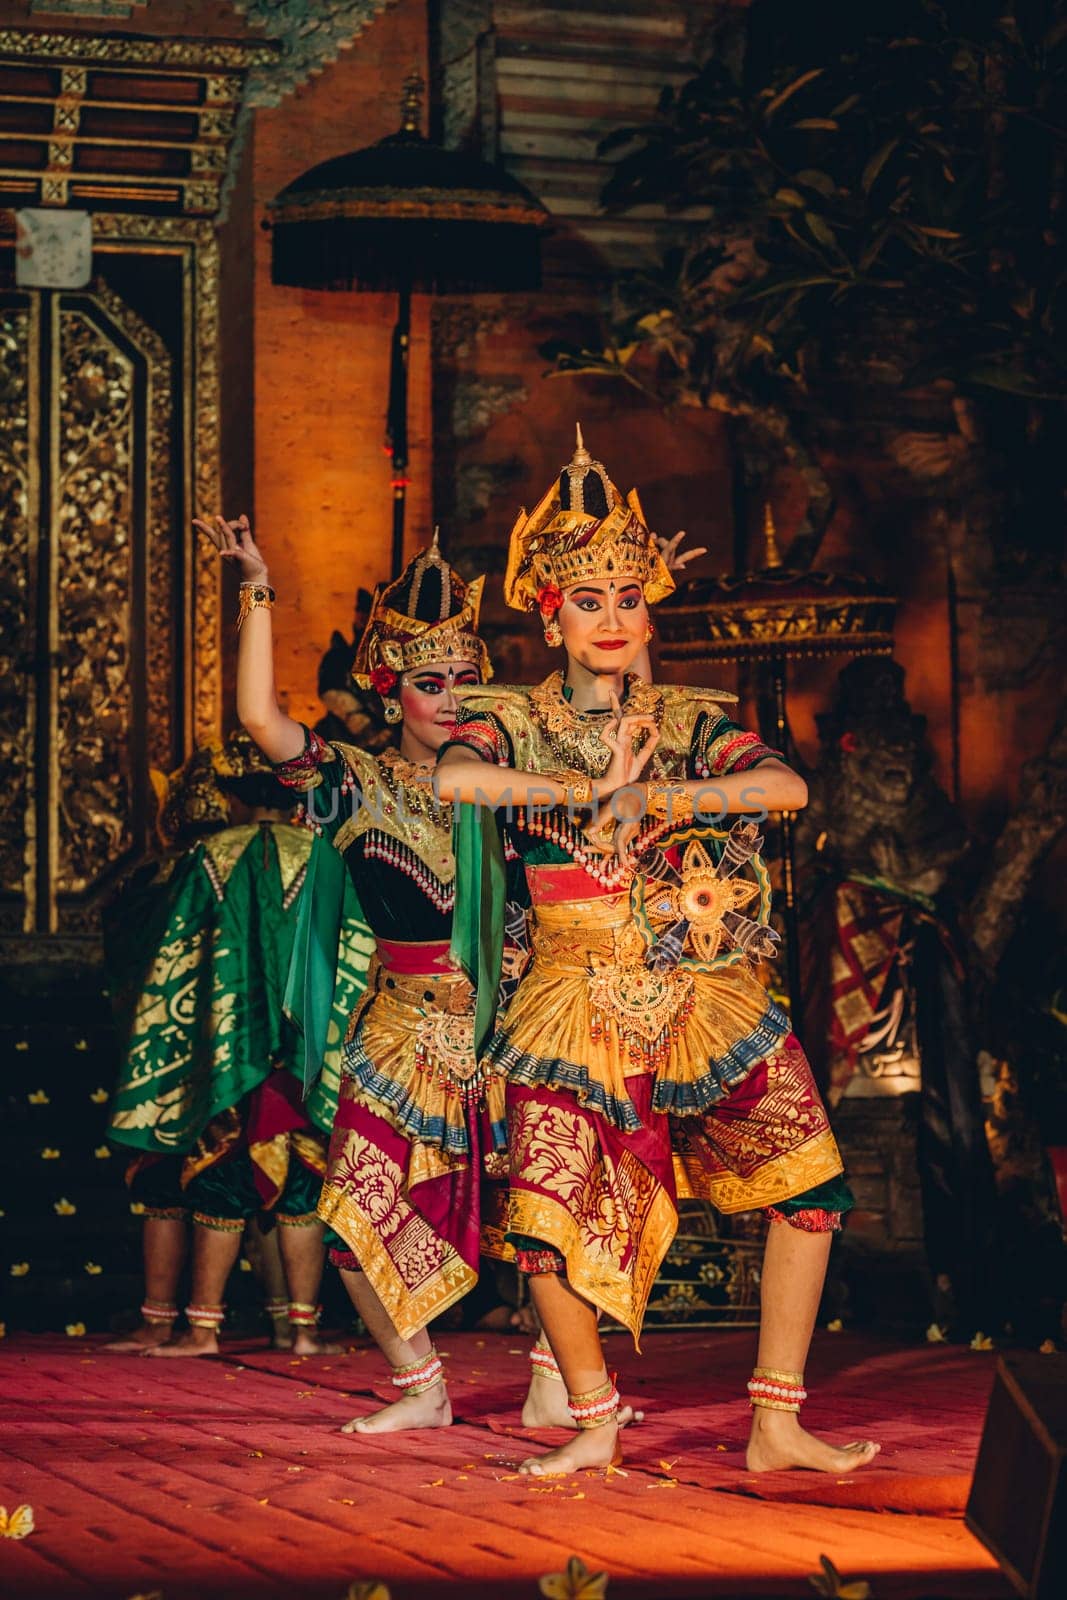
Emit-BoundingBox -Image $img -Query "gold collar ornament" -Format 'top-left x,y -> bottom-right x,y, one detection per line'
503,425 -> 676,615
353,530 -> 491,692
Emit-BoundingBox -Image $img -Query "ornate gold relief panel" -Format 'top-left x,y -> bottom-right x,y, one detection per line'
0,304 -> 34,908
0,284 -> 173,932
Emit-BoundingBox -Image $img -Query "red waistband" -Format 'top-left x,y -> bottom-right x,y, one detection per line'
376,938 -> 455,975
525,863 -> 626,905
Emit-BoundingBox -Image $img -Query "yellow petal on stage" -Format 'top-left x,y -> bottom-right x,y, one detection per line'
925,1323 -> 947,1342
129,1202 -> 146,1215
65,1323 -> 86,1338
539,1556 -> 610,1600
90,1088 -> 108,1103
345,1585 -> 392,1600
54,1198 -> 77,1215
84,1262 -> 102,1275
10,1262 -> 29,1277
826,1318 -> 844,1332
0,1504 -> 36,1540
27,1089 -> 49,1103
808,1555 -> 872,1600
41,1148 -> 60,1159
94,1146 -> 111,1159
970,1331 -> 995,1351
1040,1339 -> 1057,1353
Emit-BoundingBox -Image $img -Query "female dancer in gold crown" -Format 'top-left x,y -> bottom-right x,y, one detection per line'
198,515 -> 622,1434
438,430 -> 881,1476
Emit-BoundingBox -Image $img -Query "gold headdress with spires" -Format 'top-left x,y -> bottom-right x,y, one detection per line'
353,530 -> 491,690
503,425 -> 675,613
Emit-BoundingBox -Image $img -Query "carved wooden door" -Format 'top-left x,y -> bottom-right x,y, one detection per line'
1,275 -> 183,941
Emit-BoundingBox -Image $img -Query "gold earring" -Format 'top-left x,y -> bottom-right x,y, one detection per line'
644,621 -> 654,643
383,701 -> 402,724
543,619 -> 563,647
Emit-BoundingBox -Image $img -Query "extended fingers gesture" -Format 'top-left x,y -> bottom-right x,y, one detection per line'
599,689 -> 660,795
193,513 -> 270,585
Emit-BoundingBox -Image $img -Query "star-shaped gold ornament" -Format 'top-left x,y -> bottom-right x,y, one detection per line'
657,839 -> 758,962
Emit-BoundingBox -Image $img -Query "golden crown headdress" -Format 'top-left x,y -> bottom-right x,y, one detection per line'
353,531 -> 491,692
503,425 -> 675,614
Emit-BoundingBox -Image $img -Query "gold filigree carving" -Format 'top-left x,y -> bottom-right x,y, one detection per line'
0,304 -> 33,909
0,30 -> 276,71
54,305 -> 136,893
90,214 -> 224,746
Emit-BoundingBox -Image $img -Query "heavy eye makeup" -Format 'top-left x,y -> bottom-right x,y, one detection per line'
407,668 -> 479,695
568,584 -> 643,613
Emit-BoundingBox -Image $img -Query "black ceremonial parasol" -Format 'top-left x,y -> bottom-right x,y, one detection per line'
268,74 -> 547,575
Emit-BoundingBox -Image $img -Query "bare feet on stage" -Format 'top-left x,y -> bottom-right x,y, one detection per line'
745,1408 -> 880,1474
520,1373 -> 643,1432
144,1328 -> 220,1358
518,1421 -> 621,1477
290,1330 -> 345,1357
341,1383 -> 452,1435
103,1323 -> 174,1353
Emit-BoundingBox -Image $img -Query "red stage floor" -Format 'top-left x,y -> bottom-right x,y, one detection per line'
1,1329 -> 1011,1599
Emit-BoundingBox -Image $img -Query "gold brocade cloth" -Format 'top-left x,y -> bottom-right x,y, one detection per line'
317,945 -> 510,1340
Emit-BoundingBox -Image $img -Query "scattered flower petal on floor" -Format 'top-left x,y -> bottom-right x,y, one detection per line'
970,1331 -> 995,1351
41,1148 -> 60,1159
90,1088 -> 108,1103
27,1089 -> 49,1103
129,1202 -> 146,1215
826,1318 -> 843,1332
65,1324 -> 86,1338
54,1198 -> 77,1215
925,1323 -> 947,1343
84,1262 -> 102,1275
0,1504 -> 35,1540
94,1146 -> 112,1159
539,1555 -> 609,1599
10,1263 -> 29,1277
808,1555 -> 872,1599
345,1584 -> 391,1600
1040,1339 -> 1057,1354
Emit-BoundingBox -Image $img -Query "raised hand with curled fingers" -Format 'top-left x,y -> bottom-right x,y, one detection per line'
193,513 -> 270,586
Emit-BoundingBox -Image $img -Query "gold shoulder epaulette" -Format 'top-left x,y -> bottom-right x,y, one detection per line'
659,683 -> 738,709
454,683 -> 531,710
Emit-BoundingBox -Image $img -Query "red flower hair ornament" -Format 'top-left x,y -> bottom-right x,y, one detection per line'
838,731 -> 858,755
370,664 -> 399,696
536,583 -> 564,618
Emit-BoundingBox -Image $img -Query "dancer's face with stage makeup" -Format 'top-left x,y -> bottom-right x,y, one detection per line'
397,658 -> 480,765
559,576 -> 647,679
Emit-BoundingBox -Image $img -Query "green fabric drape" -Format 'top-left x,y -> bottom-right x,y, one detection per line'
110,826 -> 310,1153
450,802 -> 507,1052
284,829 -> 374,1103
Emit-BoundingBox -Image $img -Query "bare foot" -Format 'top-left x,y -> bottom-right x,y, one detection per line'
520,1373 -> 642,1431
291,1331 -> 345,1357
144,1328 -> 220,1358
746,1408 -> 880,1473
104,1323 -> 174,1353
519,1421 -> 620,1477
341,1382 -> 452,1435
269,1314 -> 293,1351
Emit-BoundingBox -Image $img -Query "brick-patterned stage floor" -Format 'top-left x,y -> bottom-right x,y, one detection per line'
1,1329 -> 1011,1599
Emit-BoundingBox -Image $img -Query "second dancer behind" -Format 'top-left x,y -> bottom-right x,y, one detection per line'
199,517 -> 574,1433
437,431 -> 880,1477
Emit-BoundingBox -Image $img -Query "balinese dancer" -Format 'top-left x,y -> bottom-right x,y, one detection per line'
103,747 -> 228,1351
438,429 -> 881,1476
201,516 -> 543,1434
109,728 -> 367,1357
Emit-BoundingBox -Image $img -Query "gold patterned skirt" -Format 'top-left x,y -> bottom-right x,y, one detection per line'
317,942 -> 509,1340
493,880 -> 845,1341
486,890 -> 791,1127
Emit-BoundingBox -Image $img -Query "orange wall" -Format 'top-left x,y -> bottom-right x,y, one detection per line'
249,0 -> 431,726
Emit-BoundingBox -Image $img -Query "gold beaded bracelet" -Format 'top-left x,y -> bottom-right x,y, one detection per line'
645,780 -> 694,824
551,770 -> 594,806
237,582 -> 275,631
